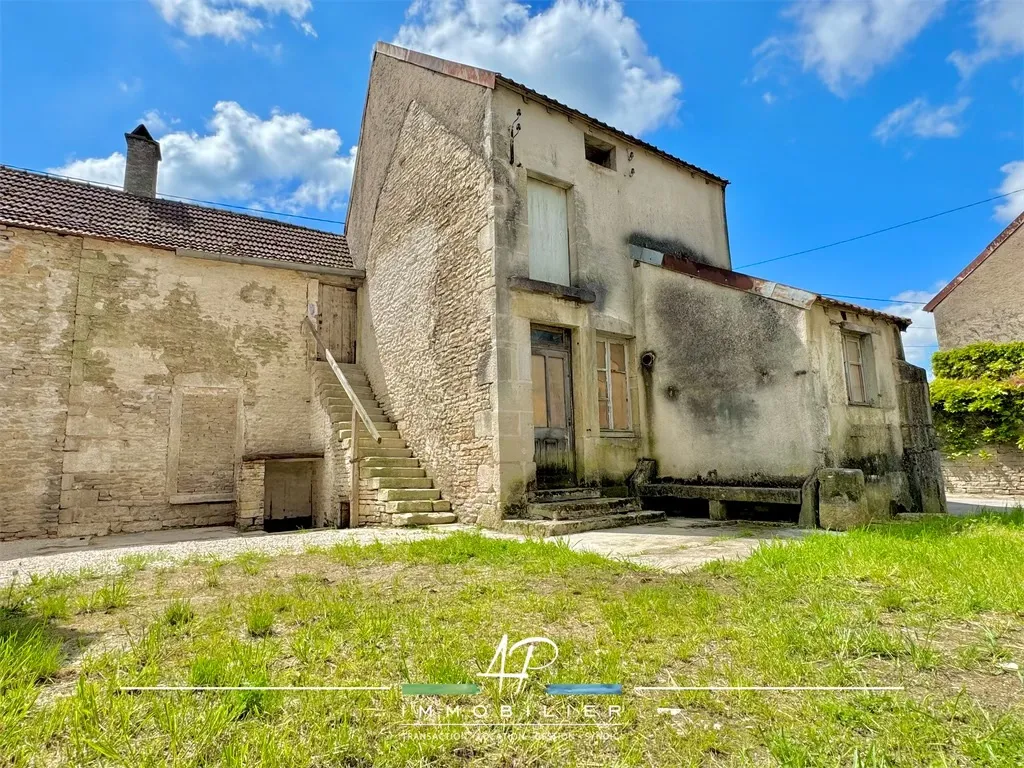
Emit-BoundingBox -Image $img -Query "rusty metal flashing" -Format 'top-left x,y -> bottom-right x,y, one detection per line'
646,250 -> 817,310
373,42 -> 496,89
923,209 -> 1024,312
637,247 -> 912,327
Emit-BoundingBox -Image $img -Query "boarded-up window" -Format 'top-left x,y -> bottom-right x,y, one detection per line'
843,333 -> 869,404
596,339 -> 631,431
527,178 -> 570,286
169,387 -> 240,503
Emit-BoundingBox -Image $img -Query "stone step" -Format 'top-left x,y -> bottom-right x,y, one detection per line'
338,424 -> 399,440
526,497 -> 640,521
386,500 -> 452,514
361,456 -> 420,468
379,488 -> 442,502
328,408 -> 387,423
370,477 -> 435,490
390,512 -> 457,527
319,386 -> 374,400
341,436 -> 408,450
530,487 -> 602,504
501,510 -> 666,537
362,466 -> 426,478
325,397 -> 383,411
358,447 -> 414,459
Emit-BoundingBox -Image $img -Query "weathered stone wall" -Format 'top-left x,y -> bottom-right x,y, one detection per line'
360,98 -> 498,523
942,446 -> 1024,496
633,264 -> 823,484
1,226 -> 329,539
894,360 -> 946,513
0,225 -> 79,539
934,225 -> 1024,347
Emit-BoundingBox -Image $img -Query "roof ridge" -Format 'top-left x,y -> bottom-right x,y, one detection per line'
924,208 -> 1024,312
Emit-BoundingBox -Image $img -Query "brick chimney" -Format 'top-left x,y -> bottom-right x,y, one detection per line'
123,124 -> 161,198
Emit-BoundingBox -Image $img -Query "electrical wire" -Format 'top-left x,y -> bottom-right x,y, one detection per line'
737,188 -> 1024,269
820,293 -> 927,305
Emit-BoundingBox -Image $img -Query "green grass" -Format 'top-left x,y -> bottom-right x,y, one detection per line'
1,514 -> 1023,766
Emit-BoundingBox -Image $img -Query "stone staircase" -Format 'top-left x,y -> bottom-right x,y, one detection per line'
501,488 -> 665,537
313,361 -> 455,527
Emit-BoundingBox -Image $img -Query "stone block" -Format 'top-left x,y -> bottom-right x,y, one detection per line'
817,468 -> 882,530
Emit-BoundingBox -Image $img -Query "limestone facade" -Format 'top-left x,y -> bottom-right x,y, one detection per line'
0,224 -> 361,539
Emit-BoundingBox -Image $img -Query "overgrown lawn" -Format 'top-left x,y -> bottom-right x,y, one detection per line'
2,514 -> 1023,766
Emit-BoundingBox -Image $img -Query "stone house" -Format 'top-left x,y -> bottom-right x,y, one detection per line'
1,46 -> 945,541
346,43 -> 945,532
924,211 -> 1024,496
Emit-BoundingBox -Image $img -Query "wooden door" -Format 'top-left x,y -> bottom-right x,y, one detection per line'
318,284 -> 357,364
531,325 -> 575,488
264,461 -> 313,531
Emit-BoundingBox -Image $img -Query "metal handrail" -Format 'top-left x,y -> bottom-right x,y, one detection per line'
304,316 -> 382,444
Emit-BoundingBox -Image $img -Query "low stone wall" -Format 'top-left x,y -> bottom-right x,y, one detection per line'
942,445 -> 1024,496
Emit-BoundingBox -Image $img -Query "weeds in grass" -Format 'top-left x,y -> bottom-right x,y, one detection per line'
164,599 -> 195,628
245,604 -> 275,638
76,577 -> 131,614
235,551 -> 272,576
117,553 -> 156,573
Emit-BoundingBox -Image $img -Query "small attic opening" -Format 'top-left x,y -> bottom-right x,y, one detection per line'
584,134 -> 615,170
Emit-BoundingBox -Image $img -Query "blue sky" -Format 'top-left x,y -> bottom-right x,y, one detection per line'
2,0 -> 1022,369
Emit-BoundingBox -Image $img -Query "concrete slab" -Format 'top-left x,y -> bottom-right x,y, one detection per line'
946,494 -> 1024,517
562,517 -> 814,573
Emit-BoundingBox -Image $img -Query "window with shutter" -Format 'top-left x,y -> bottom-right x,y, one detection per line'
596,338 -> 632,432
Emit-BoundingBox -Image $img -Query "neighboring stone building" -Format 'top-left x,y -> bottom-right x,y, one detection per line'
0,128 -> 449,540
346,43 -> 945,532
925,212 -> 1024,496
1,45 -> 947,541
925,211 -> 1024,346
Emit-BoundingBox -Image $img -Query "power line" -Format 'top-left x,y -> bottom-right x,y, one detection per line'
737,188 -> 1024,269
821,292 -> 927,305
3,164 -> 346,226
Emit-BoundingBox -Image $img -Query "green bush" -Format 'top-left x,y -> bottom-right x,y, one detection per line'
931,342 -> 1024,456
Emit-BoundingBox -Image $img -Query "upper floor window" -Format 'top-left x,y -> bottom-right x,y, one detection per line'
527,177 -> 570,286
843,332 -> 876,405
584,134 -> 616,170
596,338 -> 632,432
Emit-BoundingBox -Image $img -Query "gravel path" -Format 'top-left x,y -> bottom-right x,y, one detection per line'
0,525 -> 480,586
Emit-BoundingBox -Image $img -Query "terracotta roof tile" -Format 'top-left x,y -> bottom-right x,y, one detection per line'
0,166 -> 352,270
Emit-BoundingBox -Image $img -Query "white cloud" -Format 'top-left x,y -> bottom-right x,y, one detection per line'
49,101 -> 356,212
949,0 -> 1024,77
149,0 -> 313,42
995,160 -> 1024,223
754,0 -> 948,95
884,288 -> 942,373
137,109 -> 179,135
394,0 -> 681,136
762,91 -> 776,105
873,97 -> 970,142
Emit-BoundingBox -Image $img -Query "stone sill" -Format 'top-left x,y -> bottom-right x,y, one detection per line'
599,431 -> 638,440
170,493 -> 235,506
508,276 -> 596,303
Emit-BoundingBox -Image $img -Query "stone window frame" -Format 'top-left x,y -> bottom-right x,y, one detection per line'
840,327 -> 880,407
596,335 -> 635,435
166,375 -> 245,505
524,170 -> 577,289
